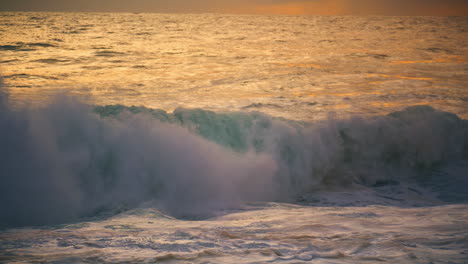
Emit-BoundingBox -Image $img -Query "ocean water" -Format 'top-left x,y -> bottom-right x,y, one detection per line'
0,12 -> 467,263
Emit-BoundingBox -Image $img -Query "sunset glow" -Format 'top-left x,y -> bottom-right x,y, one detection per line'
1,0 -> 468,15
251,0 -> 348,16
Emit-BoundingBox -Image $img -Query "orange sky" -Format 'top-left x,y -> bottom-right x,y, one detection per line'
252,0 -> 348,15
1,0 -> 468,16
232,0 -> 468,16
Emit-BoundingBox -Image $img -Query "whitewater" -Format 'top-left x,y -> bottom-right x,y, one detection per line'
0,12 -> 467,263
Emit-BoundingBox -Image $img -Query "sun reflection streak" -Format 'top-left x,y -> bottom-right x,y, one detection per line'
390,56 -> 464,64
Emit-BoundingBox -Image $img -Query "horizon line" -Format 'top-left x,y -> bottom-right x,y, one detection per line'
1,10 -> 467,17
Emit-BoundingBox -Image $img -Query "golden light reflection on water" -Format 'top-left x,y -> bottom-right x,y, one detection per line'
274,62 -> 323,69
1,13 -> 467,121
323,104 -> 351,109
302,91 -> 385,97
390,56 -> 465,64
367,74 -> 434,82
370,100 -> 446,108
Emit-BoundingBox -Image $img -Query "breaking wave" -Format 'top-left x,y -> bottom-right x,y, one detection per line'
0,87 -> 467,227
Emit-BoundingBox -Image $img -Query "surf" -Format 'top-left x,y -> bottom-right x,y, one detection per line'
0,86 -> 467,228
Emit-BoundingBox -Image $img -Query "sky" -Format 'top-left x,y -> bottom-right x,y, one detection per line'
1,0 -> 468,16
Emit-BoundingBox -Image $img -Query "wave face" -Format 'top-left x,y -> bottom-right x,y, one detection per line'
1,90 -> 467,227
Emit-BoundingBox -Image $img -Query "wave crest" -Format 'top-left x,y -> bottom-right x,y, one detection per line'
1,90 -> 467,227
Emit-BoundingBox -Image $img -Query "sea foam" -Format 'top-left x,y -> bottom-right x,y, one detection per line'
0,86 -> 467,227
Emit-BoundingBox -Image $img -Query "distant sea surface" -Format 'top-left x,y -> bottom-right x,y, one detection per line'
0,12 -> 467,263
1,12 -> 467,119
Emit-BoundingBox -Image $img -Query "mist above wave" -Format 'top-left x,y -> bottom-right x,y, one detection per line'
0,98 -> 278,227
0,88 -> 467,228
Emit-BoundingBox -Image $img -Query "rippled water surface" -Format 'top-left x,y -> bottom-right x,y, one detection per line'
1,13 -> 467,120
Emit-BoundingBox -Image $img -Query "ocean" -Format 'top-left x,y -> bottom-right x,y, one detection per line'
0,12 -> 467,263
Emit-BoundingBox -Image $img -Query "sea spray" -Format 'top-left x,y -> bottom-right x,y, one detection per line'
0,91 -> 277,227
96,103 -> 468,189
1,86 -> 467,227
